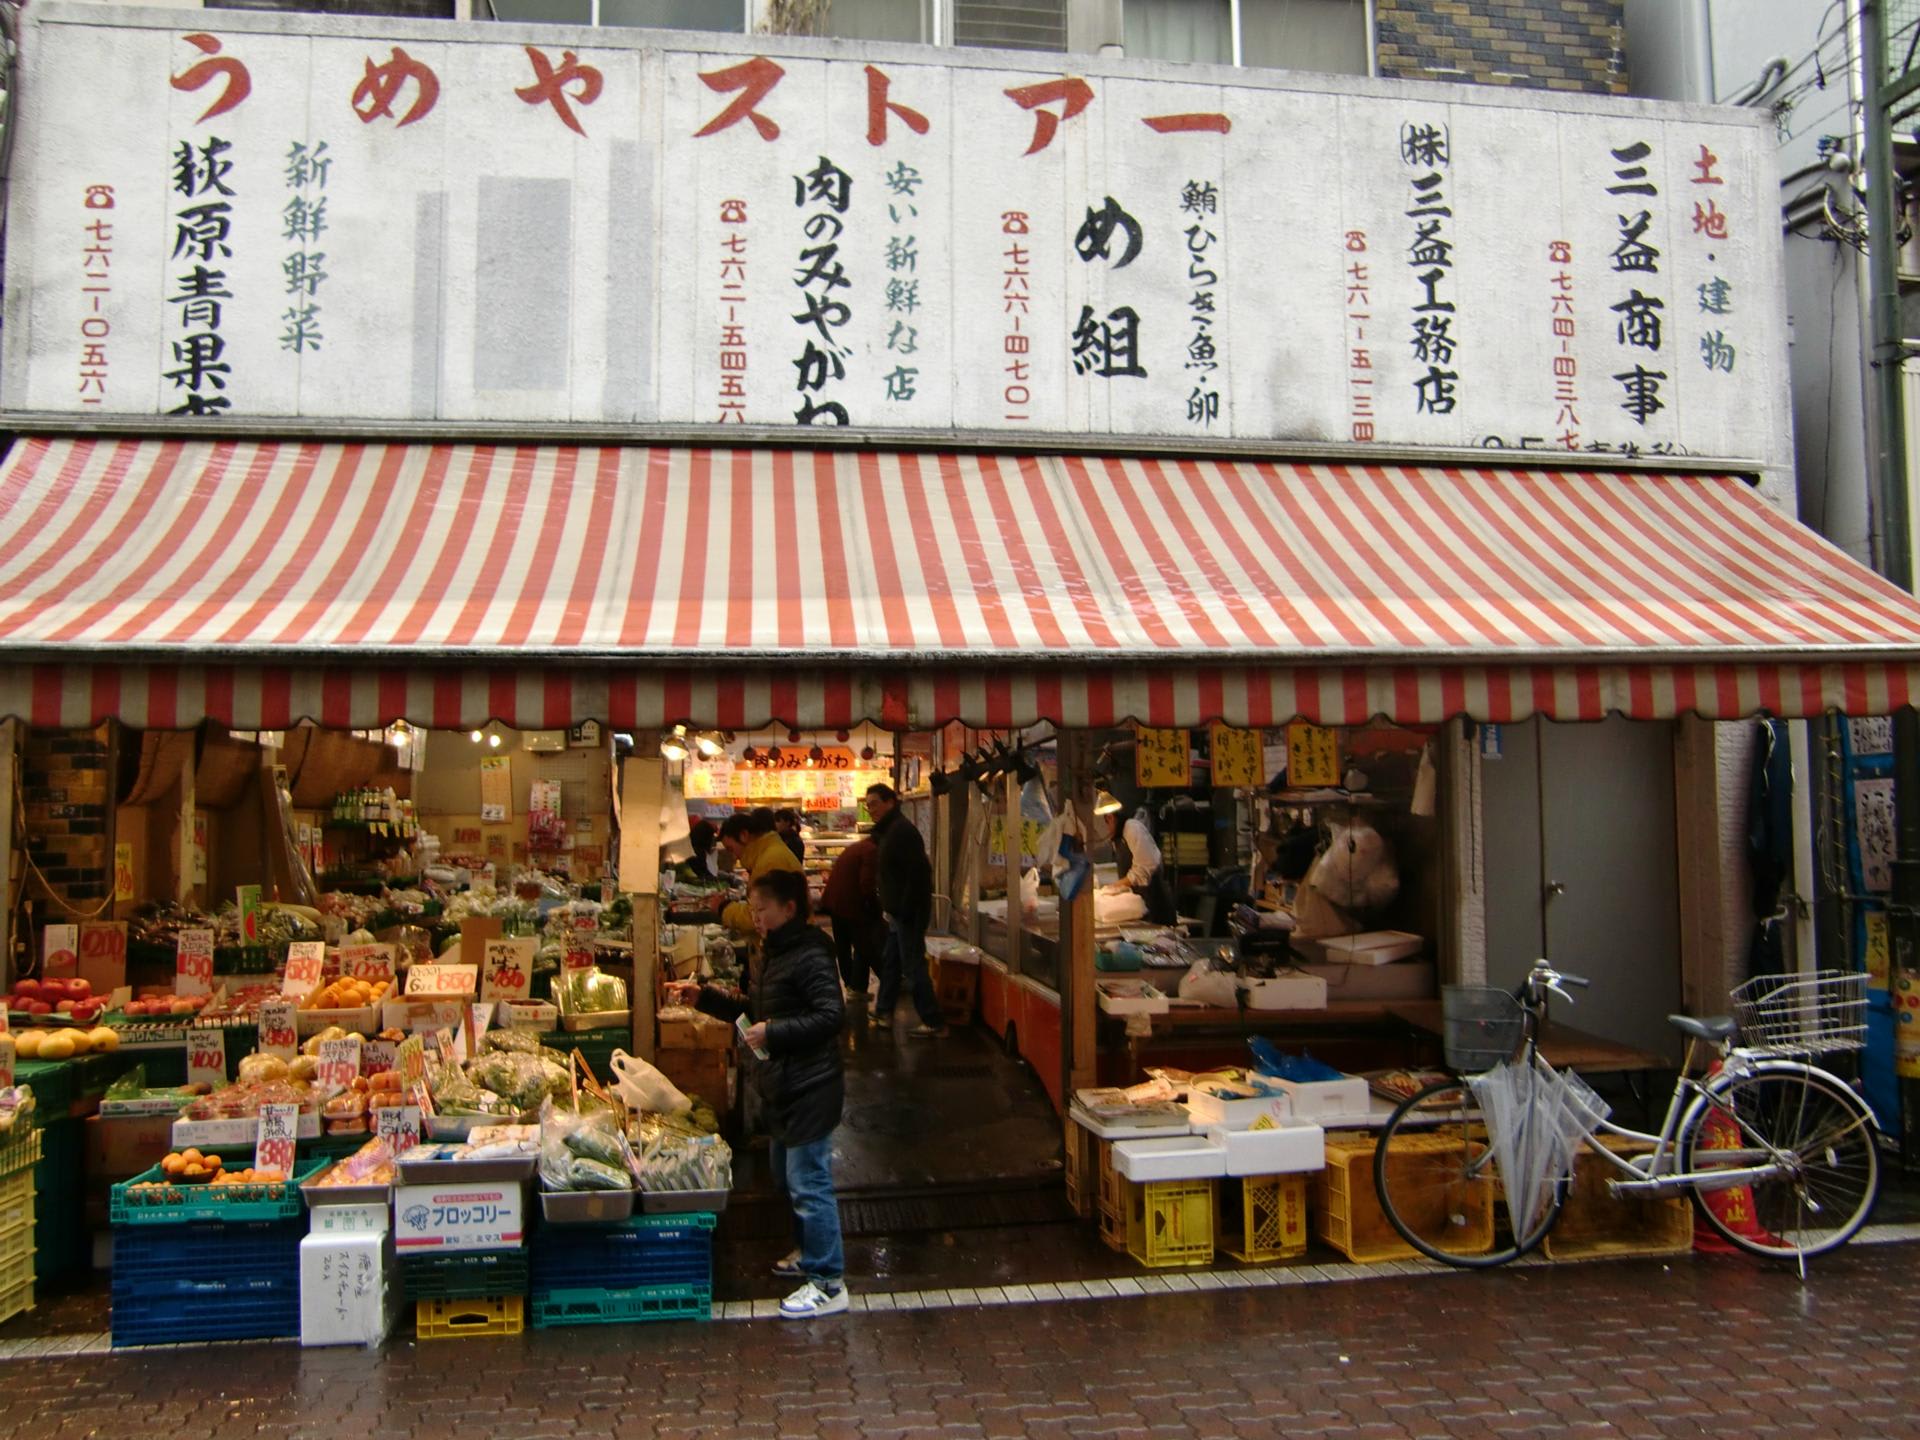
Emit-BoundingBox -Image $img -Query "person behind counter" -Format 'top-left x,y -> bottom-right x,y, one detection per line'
1103,806 -> 1178,925
773,808 -> 807,863
674,818 -> 722,885
715,809 -> 804,936
682,869 -> 848,1320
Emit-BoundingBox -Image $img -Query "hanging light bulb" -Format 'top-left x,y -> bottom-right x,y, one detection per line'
860,744 -> 876,763
488,733 -> 503,749
469,729 -> 485,744
659,725 -> 692,761
807,744 -> 825,768
693,730 -> 727,760
741,745 -> 761,766
1094,787 -> 1123,815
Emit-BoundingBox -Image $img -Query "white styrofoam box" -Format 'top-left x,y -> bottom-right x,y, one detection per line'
1112,1134 -> 1227,1182
1301,930 -> 1425,965
172,1113 -> 320,1149
1067,1105 -> 1191,1142
1202,1121 -> 1326,1177
1272,1076 -> 1372,1121
1241,974 -> 1329,1010
311,1202 -> 389,1236
392,1181 -> 526,1253
299,1232 -> 400,1348
1184,1089 -> 1292,1131
1096,981 -> 1169,1016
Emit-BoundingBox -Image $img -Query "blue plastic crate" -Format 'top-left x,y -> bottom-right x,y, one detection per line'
111,1284 -> 298,1348
528,1282 -> 711,1328
531,1215 -> 713,1291
402,1250 -> 530,1300
110,1219 -> 303,1284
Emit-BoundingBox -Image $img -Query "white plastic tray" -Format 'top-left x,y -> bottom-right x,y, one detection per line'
1272,1075 -> 1370,1121
1112,1133 -> 1227,1182
1184,1089 -> 1292,1130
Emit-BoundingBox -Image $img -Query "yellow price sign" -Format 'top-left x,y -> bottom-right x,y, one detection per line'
1134,727 -> 1192,789
1210,725 -> 1263,789
1287,722 -> 1341,788
1867,911 -> 1890,990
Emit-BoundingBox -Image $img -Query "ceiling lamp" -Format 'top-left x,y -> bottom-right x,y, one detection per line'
660,725 -> 692,762
469,729 -> 485,744
693,730 -> 727,760
487,733 -> 503,749
741,745 -> 761,766
807,744 -> 826,768
1094,787 -> 1123,815
860,744 -> 876,763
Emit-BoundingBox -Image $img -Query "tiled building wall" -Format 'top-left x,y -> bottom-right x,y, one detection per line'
1376,0 -> 1627,94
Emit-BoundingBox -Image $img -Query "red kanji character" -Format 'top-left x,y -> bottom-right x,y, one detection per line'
1691,198 -> 1729,240
1143,113 -> 1231,135
171,34 -> 251,125
1691,143 -> 1724,185
353,46 -> 440,128
865,65 -> 929,147
516,47 -> 602,137
1003,77 -> 1093,156
696,57 -> 785,142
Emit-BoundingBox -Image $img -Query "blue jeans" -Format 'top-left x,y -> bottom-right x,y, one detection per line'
875,914 -> 941,1026
771,1135 -> 844,1286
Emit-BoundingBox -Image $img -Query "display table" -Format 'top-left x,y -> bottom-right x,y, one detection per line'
1380,1001 -> 1673,1075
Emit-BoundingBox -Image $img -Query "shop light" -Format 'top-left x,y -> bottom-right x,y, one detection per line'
693,730 -> 727,760
387,721 -> 411,749
660,725 -> 692,762
860,745 -> 876,762
488,733 -> 503,749
741,745 -> 761,766
1094,787 -> 1123,815
469,729 -> 485,744
807,744 -> 826,768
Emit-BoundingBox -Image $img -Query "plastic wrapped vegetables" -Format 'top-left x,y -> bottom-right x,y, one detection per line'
631,1112 -> 733,1192
467,1050 -> 571,1112
538,1099 -> 636,1191
554,967 -> 627,1016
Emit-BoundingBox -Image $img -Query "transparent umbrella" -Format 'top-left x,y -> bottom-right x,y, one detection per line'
1469,1061 -> 1610,1238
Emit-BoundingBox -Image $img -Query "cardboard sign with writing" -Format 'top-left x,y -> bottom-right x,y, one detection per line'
1210,724 -> 1265,789
254,1103 -> 299,1177
374,1105 -> 422,1154
186,1028 -> 227,1089
77,920 -> 128,995
42,923 -> 78,978
480,938 -> 535,1002
174,928 -> 215,997
0,1035 -> 15,1088
1133,727 -> 1192,789
1286,722 -> 1341,788
340,944 -> 396,984
315,1036 -> 363,1099
407,963 -> 478,998
113,842 -> 135,903
282,941 -> 326,1000
479,755 -> 512,822
563,939 -> 597,972
237,885 -> 262,943
360,1038 -> 400,1077
258,998 -> 298,1062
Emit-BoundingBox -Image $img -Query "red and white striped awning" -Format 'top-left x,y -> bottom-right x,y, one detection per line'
1,436 -> 1916,731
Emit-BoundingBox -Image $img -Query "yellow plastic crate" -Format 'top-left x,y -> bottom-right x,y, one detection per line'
1123,1178 -> 1214,1268
1219,1174 -> 1309,1263
1543,1137 -> 1692,1262
1063,1120 -> 1096,1221
0,1246 -> 35,1295
1314,1130 -> 1494,1264
1096,1203 -> 1128,1253
1095,1139 -> 1124,1222
416,1295 -> 524,1340
0,1277 -> 32,1326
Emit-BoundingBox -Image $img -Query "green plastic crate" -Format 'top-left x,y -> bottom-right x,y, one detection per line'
529,1282 -> 711,1328
111,1159 -> 327,1225
33,1118 -> 86,1282
534,1029 -> 632,1077
13,1061 -> 73,1117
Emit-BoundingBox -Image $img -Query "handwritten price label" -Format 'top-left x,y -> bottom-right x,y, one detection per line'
407,964 -> 477,998
315,1036 -> 363,1099
254,1103 -> 299,1177
282,942 -> 326,1000
360,1038 -> 400,1077
42,924 -> 78,978
174,928 -> 214,997
1210,724 -> 1264,789
258,998 -> 298,1061
374,1105 -> 422,1154
563,940 -> 596,972
236,885 -> 262,943
1133,727 -> 1192,789
186,1028 -> 227,1089
340,944 -> 395,984
78,921 -> 128,994
0,1035 -> 14,1089
480,938 -> 535,1003
1286,722 -> 1341,788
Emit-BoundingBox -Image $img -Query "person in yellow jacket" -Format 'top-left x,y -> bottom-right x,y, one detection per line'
717,809 -> 804,936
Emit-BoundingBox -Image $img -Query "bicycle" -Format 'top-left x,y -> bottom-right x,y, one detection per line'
1372,959 -> 1880,1272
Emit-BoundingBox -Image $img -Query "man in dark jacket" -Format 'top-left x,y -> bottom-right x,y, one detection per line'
867,783 -> 946,1038
691,869 -> 848,1318
819,834 -> 883,1004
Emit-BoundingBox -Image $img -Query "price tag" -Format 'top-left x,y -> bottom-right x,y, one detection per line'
480,938 -> 535,1002
1133,727 -> 1192,789
0,1009 -> 10,1037
1210,724 -> 1265,789
42,923 -> 78,978
254,1103 -> 299,1177
77,921 -> 128,995
396,1035 -> 428,1088
258,998 -> 298,1062
563,940 -> 596,972
186,1028 -> 227,1089
571,911 -> 599,932
113,843 -> 135,903
406,963 -> 477,997
374,1105 -> 422,1154
0,1035 -> 15,1089
237,885 -> 262,943
339,944 -> 395,984
1286,722 -> 1341,788
360,1038 -> 400,1076
315,1036 -> 363,1099
174,928 -> 214,997
282,941 -> 326,1000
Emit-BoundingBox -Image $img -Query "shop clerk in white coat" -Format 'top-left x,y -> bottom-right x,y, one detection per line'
1103,808 -> 1177,926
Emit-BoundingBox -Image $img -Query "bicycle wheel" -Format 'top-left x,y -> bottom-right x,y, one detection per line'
1682,1065 -> 1879,1260
1374,1078 -> 1563,1268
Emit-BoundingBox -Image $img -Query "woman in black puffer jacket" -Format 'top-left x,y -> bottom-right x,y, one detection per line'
691,869 -> 848,1319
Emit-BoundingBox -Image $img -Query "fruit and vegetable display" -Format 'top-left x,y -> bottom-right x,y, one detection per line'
122,992 -> 214,1020
13,1026 -> 120,1060
553,967 -> 628,1021
180,1077 -> 317,1122
5,976 -> 107,1023
299,976 -> 394,1012
538,1100 -> 638,1192
310,1137 -> 396,1188
631,1111 -> 732,1193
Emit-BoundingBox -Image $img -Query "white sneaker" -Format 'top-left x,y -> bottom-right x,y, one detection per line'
779,1279 -> 849,1319
771,1248 -> 804,1278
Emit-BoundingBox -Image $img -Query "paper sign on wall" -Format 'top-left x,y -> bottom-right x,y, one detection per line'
282,941 -> 326,1000
41,924 -> 77,978
480,939 -> 535,1002
258,998 -> 298,1062
113,842 -> 135,903
1210,725 -> 1264,789
315,1036 -> 363,1099
479,756 -> 512,823
1133,728 -> 1192,789
340,944 -> 395,983
1286,723 -> 1342,788
174,928 -> 214,997
186,1028 -> 227,1089
254,1103 -> 299,1177
237,885 -> 262,943
78,921 -> 128,995
374,1105 -> 422,1154
407,964 -> 478,998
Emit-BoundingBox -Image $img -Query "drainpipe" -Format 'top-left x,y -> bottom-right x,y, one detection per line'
1363,0 -> 1378,78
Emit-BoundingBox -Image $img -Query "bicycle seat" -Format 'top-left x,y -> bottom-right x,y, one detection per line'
1668,1013 -> 1737,1043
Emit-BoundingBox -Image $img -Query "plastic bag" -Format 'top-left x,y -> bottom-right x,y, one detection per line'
1095,889 -> 1147,925
468,1050 -> 572,1112
555,967 -> 628,1017
538,1097 -> 638,1191
1019,867 -> 1042,918
608,1049 -> 691,1117
480,1028 -> 543,1057
631,1111 -> 733,1192
1177,959 -> 1240,1008
1306,819 -> 1400,911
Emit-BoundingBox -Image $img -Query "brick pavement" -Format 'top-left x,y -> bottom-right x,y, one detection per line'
0,1242 -> 1914,1438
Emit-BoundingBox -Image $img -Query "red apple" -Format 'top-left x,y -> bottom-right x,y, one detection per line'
25,1001 -> 50,1015
54,1001 -> 75,1014
72,1002 -> 104,1023
66,979 -> 90,1000
14,981 -> 41,1001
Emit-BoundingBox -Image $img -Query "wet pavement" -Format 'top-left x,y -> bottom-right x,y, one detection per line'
0,1238 -> 1916,1437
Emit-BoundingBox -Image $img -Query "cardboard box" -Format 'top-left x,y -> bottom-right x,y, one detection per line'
392,1181 -> 526,1253
86,1113 -> 177,1181
311,1202 -> 390,1236
299,1232 -> 401,1348
1271,1075 -> 1371,1124
654,1047 -> 732,1124
657,1009 -> 732,1051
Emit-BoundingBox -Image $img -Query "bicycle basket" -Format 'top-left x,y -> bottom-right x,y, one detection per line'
1440,986 -> 1526,1072
1728,970 -> 1867,1055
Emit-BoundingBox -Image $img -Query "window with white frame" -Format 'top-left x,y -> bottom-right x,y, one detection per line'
1124,0 -> 1368,74
486,0 -> 747,30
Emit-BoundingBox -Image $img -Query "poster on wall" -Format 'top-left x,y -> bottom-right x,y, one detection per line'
2,9 -> 1784,470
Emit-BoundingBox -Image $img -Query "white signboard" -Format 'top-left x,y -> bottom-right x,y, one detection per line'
1,8 -> 1785,467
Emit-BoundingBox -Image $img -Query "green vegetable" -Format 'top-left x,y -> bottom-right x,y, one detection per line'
562,1125 -> 626,1168
565,1155 -> 631,1190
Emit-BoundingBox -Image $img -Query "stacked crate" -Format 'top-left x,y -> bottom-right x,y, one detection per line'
529,1212 -> 715,1328
0,1130 -> 42,1324
20,728 -> 112,906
